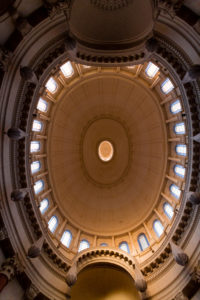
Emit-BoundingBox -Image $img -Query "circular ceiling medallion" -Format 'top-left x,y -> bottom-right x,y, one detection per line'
98,140 -> 114,162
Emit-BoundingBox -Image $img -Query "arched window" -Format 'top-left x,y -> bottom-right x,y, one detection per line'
100,243 -> 108,247
60,61 -> 74,77
119,242 -> 130,253
138,233 -> 149,251
163,203 -> 174,219
170,100 -> 182,114
161,78 -> 174,94
174,165 -> 185,178
30,141 -> 40,153
31,161 -> 41,174
78,240 -> 90,252
153,220 -> 164,237
61,230 -> 72,248
170,184 -> 181,199
34,180 -> 44,194
176,144 -> 187,156
45,77 -> 57,93
174,122 -> 185,135
145,62 -> 159,78
32,120 -> 43,132
37,98 -> 48,112
39,198 -> 49,214
48,215 -> 58,233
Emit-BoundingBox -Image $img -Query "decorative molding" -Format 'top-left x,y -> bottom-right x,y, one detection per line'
90,0 -> 133,11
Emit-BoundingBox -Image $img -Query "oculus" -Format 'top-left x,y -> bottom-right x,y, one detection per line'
98,140 -> 114,162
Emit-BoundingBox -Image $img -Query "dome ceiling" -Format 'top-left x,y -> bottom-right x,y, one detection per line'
48,74 -> 167,235
70,0 -> 153,45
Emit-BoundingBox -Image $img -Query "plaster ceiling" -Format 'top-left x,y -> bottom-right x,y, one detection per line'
70,0 -> 153,46
48,73 -> 167,235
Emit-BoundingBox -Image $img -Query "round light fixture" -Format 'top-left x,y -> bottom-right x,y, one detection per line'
98,140 -> 114,162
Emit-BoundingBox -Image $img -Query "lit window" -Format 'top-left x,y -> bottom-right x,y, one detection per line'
31,161 -> 41,174
32,120 -> 43,132
163,203 -> 174,219
174,165 -> 185,178
48,215 -> 58,233
176,144 -> 187,156
60,61 -> 74,77
45,77 -> 57,93
145,62 -> 159,78
174,122 -> 185,135
138,234 -> 149,251
170,100 -> 182,114
39,198 -> 49,214
170,184 -> 181,199
30,141 -> 40,153
100,243 -> 108,247
34,180 -> 44,194
78,240 -> 90,252
161,78 -> 174,94
153,220 -> 164,237
61,230 -> 72,248
119,242 -> 130,253
37,98 -> 48,112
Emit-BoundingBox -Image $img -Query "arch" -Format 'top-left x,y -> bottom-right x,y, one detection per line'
138,233 -> 150,251
39,198 -> 49,214
48,215 -> 58,233
61,230 -> 72,248
119,241 -> 130,253
153,220 -> 164,237
163,202 -> 174,219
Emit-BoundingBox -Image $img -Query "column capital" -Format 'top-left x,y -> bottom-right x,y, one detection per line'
0,255 -> 23,281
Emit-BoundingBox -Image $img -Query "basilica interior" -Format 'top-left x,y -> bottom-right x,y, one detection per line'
0,1 -> 200,299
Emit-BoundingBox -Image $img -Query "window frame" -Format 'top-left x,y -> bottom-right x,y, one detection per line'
48,215 -> 58,233
153,219 -> 164,238
39,198 -> 49,214
163,202 -> 174,219
161,78 -> 174,94
174,122 -> 186,135
170,99 -> 182,114
34,179 -> 44,194
119,241 -> 130,253
78,239 -> 90,252
138,233 -> 150,251
60,230 -> 72,248
175,144 -> 187,156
